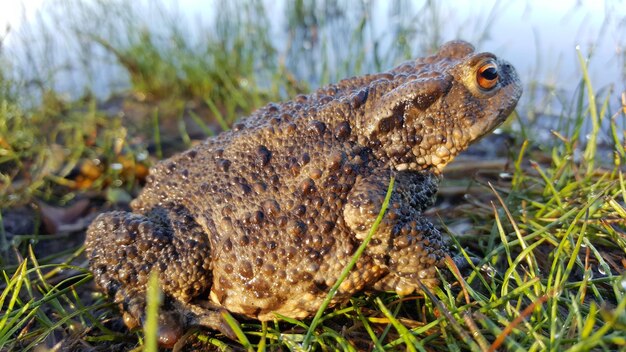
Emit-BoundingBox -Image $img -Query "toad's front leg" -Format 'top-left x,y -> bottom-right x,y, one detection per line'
343,170 -> 450,295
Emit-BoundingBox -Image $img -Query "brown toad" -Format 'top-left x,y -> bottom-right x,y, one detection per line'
85,40 -> 521,346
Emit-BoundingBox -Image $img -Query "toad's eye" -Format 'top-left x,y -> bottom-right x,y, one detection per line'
476,61 -> 499,90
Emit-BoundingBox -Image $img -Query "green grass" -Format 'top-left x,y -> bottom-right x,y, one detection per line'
1,0 -> 626,351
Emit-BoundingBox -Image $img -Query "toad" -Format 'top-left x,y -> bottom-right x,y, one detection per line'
85,40 -> 521,346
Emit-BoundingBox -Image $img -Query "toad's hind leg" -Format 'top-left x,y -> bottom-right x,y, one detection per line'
85,205 -> 230,346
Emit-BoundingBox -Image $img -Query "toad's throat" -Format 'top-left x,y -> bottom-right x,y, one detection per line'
389,128 -> 471,173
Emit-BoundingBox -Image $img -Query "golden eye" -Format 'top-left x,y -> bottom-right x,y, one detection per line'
476,61 -> 499,90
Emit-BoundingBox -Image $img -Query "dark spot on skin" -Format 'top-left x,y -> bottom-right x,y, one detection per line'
115,227 -> 134,244
280,113 -> 292,122
301,153 -> 311,165
285,122 -> 297,133
286,269 -> 300,284
262,199 -> 281,217
277,216 -> 288,228
288,158 -> 301,176
311,197 -> 324,208
138,240 -> 150,251
221,205 -> 234,217
262,264 -> 275,274
253,182 -> 267,193
288,220 -> 306,236
314,280 -> 329,292
267,103 -> 279,112
321,221 -> 335,234
185,150 -> 197,159
308,120 -> 326,135
165,161 -> 176,174
328,152 -> 343,171
350,89 -> 369,109
223,238 -> 233,252
224,263 -> 234,273
285,246 -> 297,259
256,145 -> 272,166
238,182 -> 252,195
414,92 -> 441,110
320,95 -> 333,104
306,235 -> 323,246
217,159 -> 231,172
335,121 -> 351,140
308,250 -> 321,261
300,178 -> 316,195
251,211 -> 264,224
248,280 -> 271,298
233,123 -> 245,131
239,261 -> 254,280
126,247 -> 138,259
293,205 -> 306,217
218,276 -> 232,290
377,118 -> 392,133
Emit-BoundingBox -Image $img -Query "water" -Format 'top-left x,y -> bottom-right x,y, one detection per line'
1,0 -> 625,107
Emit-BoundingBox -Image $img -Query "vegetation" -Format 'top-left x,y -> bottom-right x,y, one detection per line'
1,0 -> 625,351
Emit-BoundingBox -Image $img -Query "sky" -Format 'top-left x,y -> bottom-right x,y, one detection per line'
0,0 -> 220,31
0,0 -> 623,100
0,0 -> 45,31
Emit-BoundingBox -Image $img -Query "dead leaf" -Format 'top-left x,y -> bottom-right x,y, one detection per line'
38,199 -> 91,234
